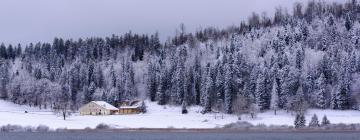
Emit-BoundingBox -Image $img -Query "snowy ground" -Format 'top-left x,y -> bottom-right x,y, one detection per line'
1,100 -> 360,129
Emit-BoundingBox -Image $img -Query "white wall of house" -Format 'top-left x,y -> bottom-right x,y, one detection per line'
79,102 -> 112,115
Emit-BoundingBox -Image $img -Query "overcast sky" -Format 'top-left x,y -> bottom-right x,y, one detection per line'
0,0 -> 345,45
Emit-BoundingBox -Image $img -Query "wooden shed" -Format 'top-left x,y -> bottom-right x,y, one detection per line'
118,100 -> 142,114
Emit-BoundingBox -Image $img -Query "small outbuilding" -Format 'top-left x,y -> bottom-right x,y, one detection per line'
118,100 -> 142,114
79,101 -> 118,115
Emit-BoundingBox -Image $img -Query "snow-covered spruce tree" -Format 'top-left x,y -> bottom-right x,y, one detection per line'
303,70 -> 315,106
174,46 -> 187,104
315,73 -> 327,109
294,114 -> 300,128
279,66 -> 290,109
109,65 -> 117,88
157,70 -> 166,105
84,82 -> 96,103
184,67 -> 194,105
156,63 -> 168,105
95,65 -> 104,88
321,115 -> 331,126
224,63 -> 234,114
139,101 -> 147,113
147,60 -> 157,101
108,87 -> 119,106
202,65 -> 214,113
256,69 -> 270,111
270,79 -> 280,115
334,56 -> 351,110
0,62 -> 9,99
200,63 -> 211,106
295,49 -> 304,70
124,60 -> 136,100
294,113 -> 306,129
308,114 -> 320,128
215,64 -> 224,103
245,66 -> 258,104
101,90 -> 107,101
289,86 -> 308,114
193,54 -> 202,105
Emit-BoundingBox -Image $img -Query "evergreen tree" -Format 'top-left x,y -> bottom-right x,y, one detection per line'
83,82 -> 95,104
157,68 -> 167,105
316,73 -> 327,109
124,60 -> 136,100
95,65 -> 104,88
256,70 -> 270,110
294,113 -> 306,128
109,65 -> 117,88
147,60 -> 157,101
202,68 -> 213,113
224,63 -> 234,113
139,101 -> 147,113
309,114 -> 320,127
193,54 -> 202,105
321,115 -> 331,126
0,63 -> 9,99
101,90 -> 107,101
270,79 -> 280,115
345,13 -> 352,31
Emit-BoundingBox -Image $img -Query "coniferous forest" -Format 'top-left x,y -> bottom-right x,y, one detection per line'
1,0 -> 360,115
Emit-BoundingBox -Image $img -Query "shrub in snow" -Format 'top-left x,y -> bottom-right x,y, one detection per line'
0,124 -> 24,132
223,121 -> 253,129
309,114 -> 320,127
181,101 -> 188,114
36,125 -> 50,132
95,123 -> 110,129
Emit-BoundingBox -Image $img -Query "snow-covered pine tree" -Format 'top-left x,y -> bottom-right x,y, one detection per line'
315,73 -> 327,109
294,113 -> 306,128
300,114 -> 307,128
321,115 -> 331,126
109,65 -> 117,88
147,60 -> 157,101
139,101 -> 147,113
85,82 -> 96,103
256,69 -> 270,111
193,54 -> 202,105
0,63 -> 9,99
202,66 -> 214,113
124,60 -> 136,100
101,90 -> 107,101
174,47 -> 186,104
309,114 -> 320,127
95,65 -> 104,88
294,114 -> 300,128
184,67 -> 194,104
270,79 -> 280,115
224,63 -> 234,114
108,87 -> 119,106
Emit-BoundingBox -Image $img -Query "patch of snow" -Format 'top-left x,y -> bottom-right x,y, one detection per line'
1,100 -> 360,129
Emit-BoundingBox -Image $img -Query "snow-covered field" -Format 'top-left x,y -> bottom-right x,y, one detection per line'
1,99 -> 360,129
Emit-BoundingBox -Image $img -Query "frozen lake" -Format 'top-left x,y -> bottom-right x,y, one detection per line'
1,131 -> 360,140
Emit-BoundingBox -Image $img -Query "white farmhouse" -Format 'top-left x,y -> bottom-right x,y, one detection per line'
79,101 -> 118,115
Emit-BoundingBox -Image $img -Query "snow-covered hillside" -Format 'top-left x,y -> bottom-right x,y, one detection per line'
1,99 -> 360,129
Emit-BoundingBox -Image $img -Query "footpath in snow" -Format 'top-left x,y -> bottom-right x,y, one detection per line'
1,100 -> 360,129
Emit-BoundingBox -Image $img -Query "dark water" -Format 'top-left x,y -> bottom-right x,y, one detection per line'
1,132 -> 360,140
